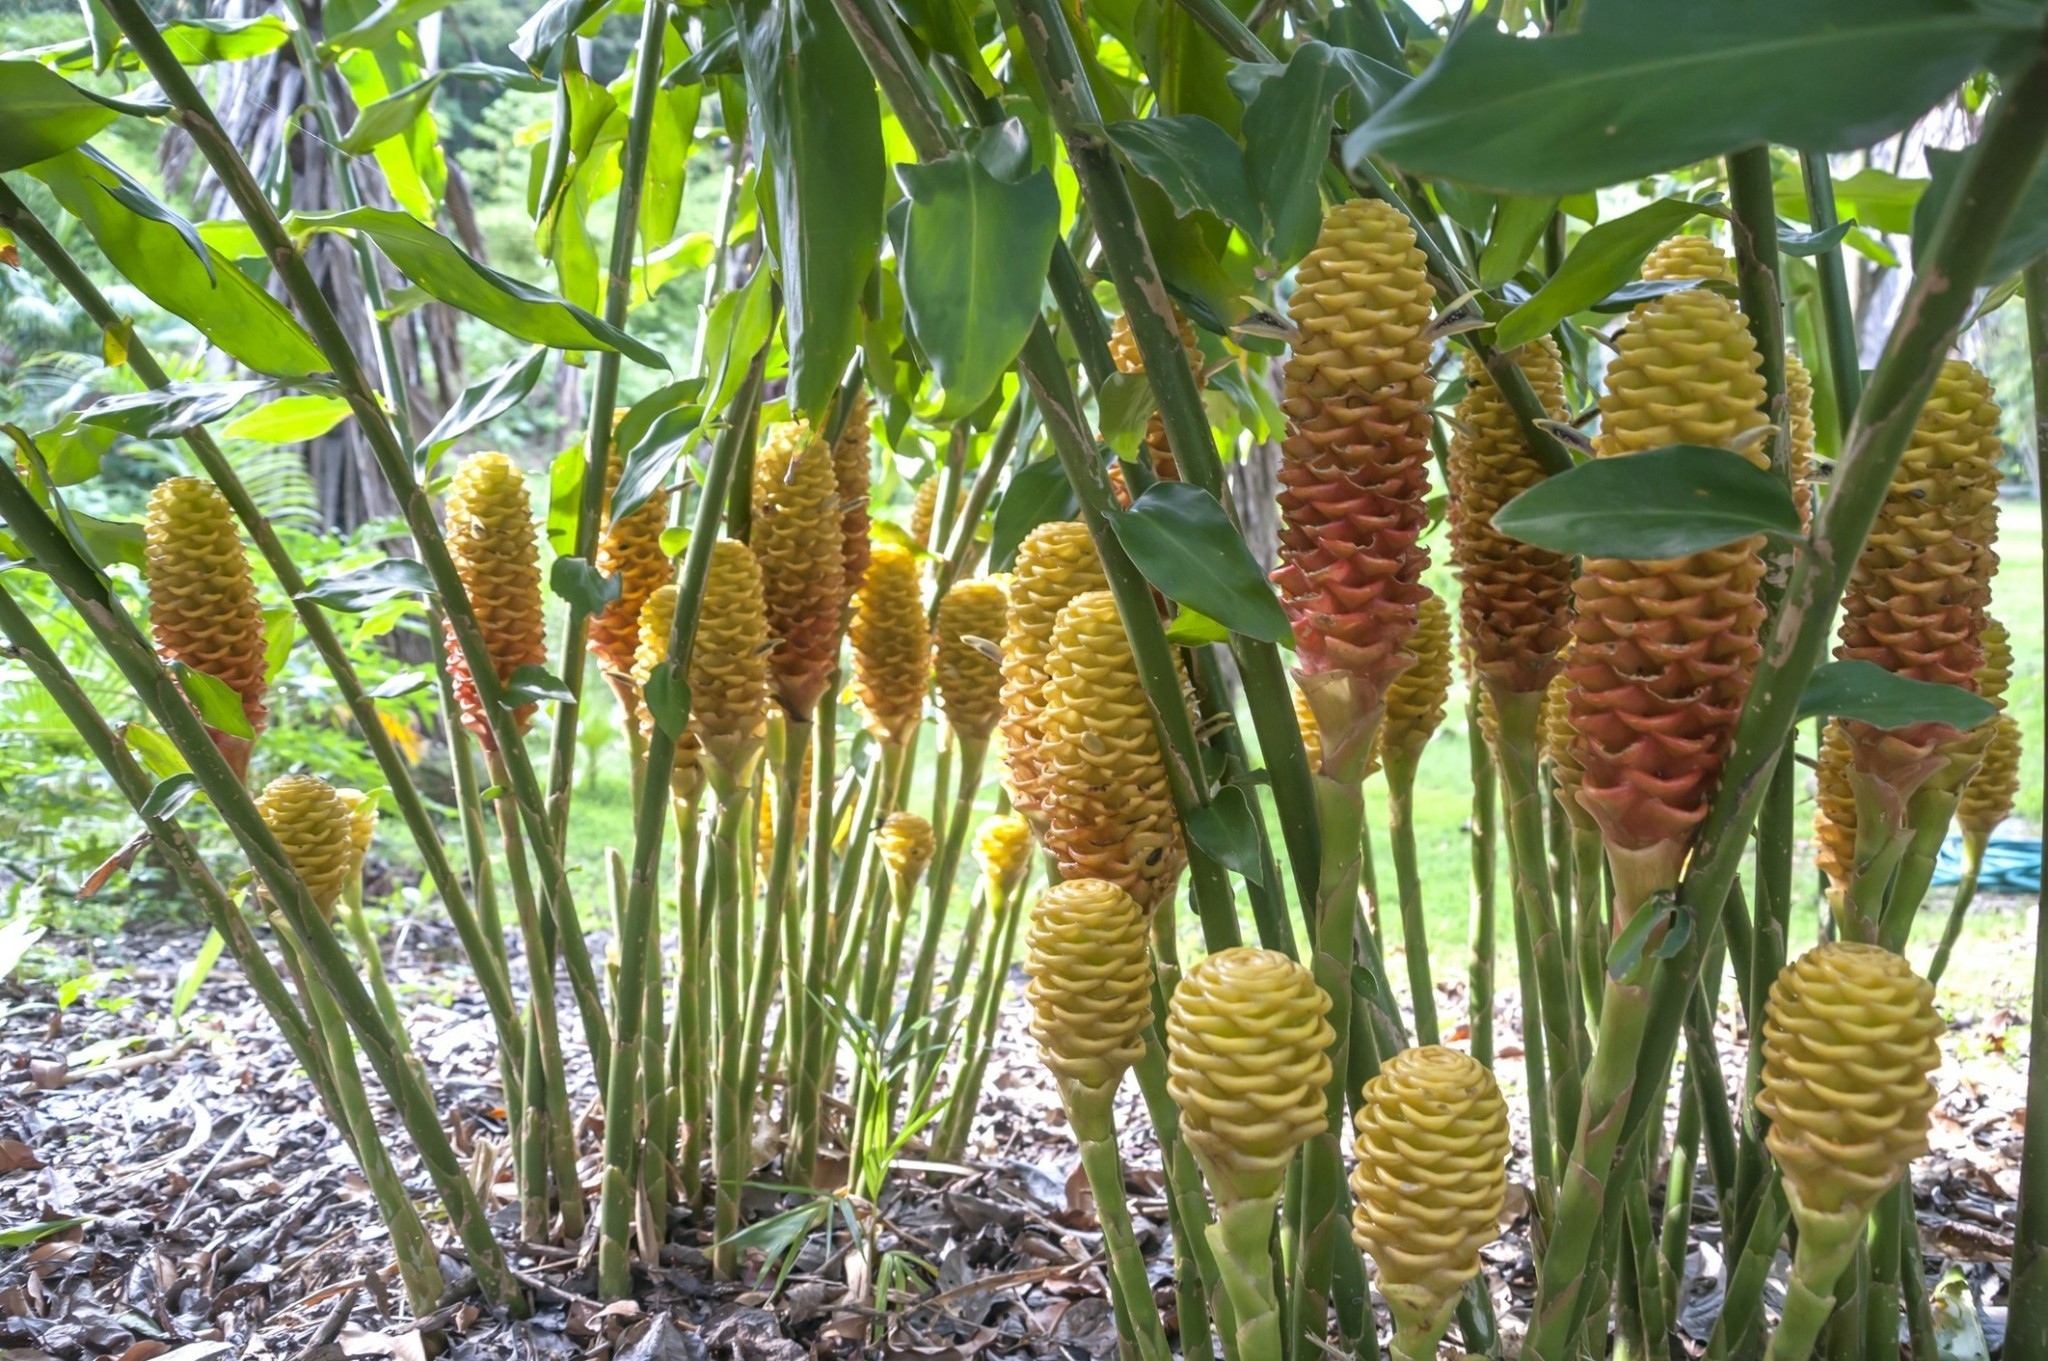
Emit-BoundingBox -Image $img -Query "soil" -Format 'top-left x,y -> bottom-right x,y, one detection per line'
0,898 -> 2035,1361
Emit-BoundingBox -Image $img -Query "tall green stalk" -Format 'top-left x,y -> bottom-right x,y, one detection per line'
1468,699 -> 1499,1068
1927,829 -> 1989,985
1383,752 -> 1438,1045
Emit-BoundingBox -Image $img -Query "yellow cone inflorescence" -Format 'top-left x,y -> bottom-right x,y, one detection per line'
1109,307 -> 1204,481
588,456 -> 674,680
1348,1046 -> 1509,1349
693,541 -> 772,794
851,542 -> 930,746
1813,719 -> 1856,906
935,577 -> 1009,743
1446,340 -> 1573,695
753,422 -> 847,718
975,812 -> 1035,900
335,787 -> 378,883
1275,198 -> 1436,774
1757,942 -> 1943,1224
1788,353 -> 1817,528
910,477 -> 939,552
1040,590 -> 1185,912
1640,233 -> 1734,284
1166,947 -> 1334,1204
632,584 -> 703,803
145,476 -> 270,742
1023,879 -> 1154,1094
255,773 -> 354,917
1836,360 -> 2001,798
1958,713 -> 2021,840
1541,671 -> 1594,834
442,452 -> 547,745
1000,521 -> 1109,826
1565,289 -> 1767,890
834,389 -> 875,597
878,811 -> 936,891
1379,591 -> 1451,770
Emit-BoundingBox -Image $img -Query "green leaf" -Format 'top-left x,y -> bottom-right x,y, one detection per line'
323,0 -> 457,56
546,445 -> 583,558
1241,41 -> 1351,264
288,208 -> 666,368
1105,116 -> 1260,238
896,146 -> 1059,417
1776,166 -> 1925,236
369,668 -> 431,699
643,664 -> 690,738
173,662 -> 254,740
1106,482 -> 1293,645
1344,0 -> 2028,194
171,927 -> 224,1023
418,347 -> 548,475
701,263 -> 775,414
504,664 -> 575,707
29,151 -> 327,380
1164,607 -> 1231,647
139,772 -> 205,820
1478,195 -> 1558,290
612,403 -> 704,521
737,0 -> 885,416
510,0 -> 609,71
1494,197 -> 1716,350
123,723 -> 188,780
79,381 -> 276,438
341,65 -> 544,156
0,1219 -> 90,1249
1493,445 -> 1802,559
1588,277 -> 1738,314
1778,219 -> 1857,257
222,396 -> 353,444
989,456 -> 1079,571
161,15 -> 292,64
1796,659 -> 1997,732
0,916 -> 47,983
262,606 -> 295,682
550,555 -> 620,613
1184,784 -> 1267,887
0,60 -> 166,172
1912,145 -> 2048,286
1607,892 -> 1687,982
299,558 -> 438,611
1097,374 -> 1160,465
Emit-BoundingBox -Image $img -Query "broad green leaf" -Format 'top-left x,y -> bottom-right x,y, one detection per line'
631,232 -> 715,305
1495,197 -> 1715,350
262,606 -> 295,681
511,0 -> 609,71
1105,116 -> 1260,238
139,772 -> 205,820
335,39 -> 446,223
289,207 -> 666,367
1240,42 -> 1351,264
612,403 -> 704,521
702,263 -> 775,413
222,396 -> 353,444
1589,277 -> 1738,314
1096,372 -> 1157,461
896,147 -> 1059,417
550,556 -> 620,612
1775,166 -> 1925,235
1796,659 -> 1996,731
546,445 -> 583,557
1164,607 -> 1230,647
418,347 -> 549,474
123,723 -> 188,780
33,417 -> 116,487
369,669 -> 431,699
1344,0 -> 2028,194
299,557 -> 438,611
1493,445 -> 1802,559
80,381 -> 276,438
0,60 -> 166,172
30,151 -> 327,379
1184,784 -> 1267,887
171,928 -> 224,1023
322,0 -> 456,55
1778,219 -> 1857,257
0,1219 -> 89,1249
341,65 -> 547,156
643,664 -> 690,738
1912,146 -> 2048,285
1478,196 -> 1558,290
614,378 -> 706,454
162,15 -> 291,64
989,455 -> 1079,571
504,664 -> 575,706
737,0 -> 885,417
0,916 -> 48,982
1107,482 -> 1293,645
173,662 -> 254,740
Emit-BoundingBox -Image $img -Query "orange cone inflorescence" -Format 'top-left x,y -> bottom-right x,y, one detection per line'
754,422 -> 847,719
442,452 -> 547,747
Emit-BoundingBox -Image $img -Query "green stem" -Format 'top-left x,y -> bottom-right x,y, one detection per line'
1468,702 -> 1499,1068
930,398 -> 1026,605
904,735 -> 988,1053
339,878 -> 406,1046
1708,1177 -> 1791,1361
1131,1010 -> 1233,1361
1864,1183 -> 1907,1361
1210,1194 -> 1286,1361
0,466 -> 521,1309
543,0 -> 675,850
1881,784 -> 1968,952
708,794 -> 752,1279
1572,826 -> 1607,1029
1798,150 -> 1867,417
1766,1221 -> 1867,1361
786,678 -> 842,1188
1064,1088 -> 1174,1361
1384,755 -> 1438,1045
736,717 -> 813,1189
1927,828 -> 1988,986
671,798 -> 708,1204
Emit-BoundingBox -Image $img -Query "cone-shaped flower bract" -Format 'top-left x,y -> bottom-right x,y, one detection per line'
833,389 -> 874,596
633,584 -> 704,804
1167,947 -> 1334,1204
1836,360 -> 2002,800
335,787 -> 378,882
878,811 -> 935,889
975,812 -> 1035,899
1757,942 -> 1943,1225
1024,879 -> 1154,1093
1813,719 -> 1857,905
910,477 -> 939,552
588,455 -> 674,680
754,421 -> 847,719
1788,353 -> 1817,528
1109,307 -> 1203,481
1958,712 -> 2021,840
1348,1046 -> 1509,1318
442,452 -> 547,745
935,577 -> 1009,742
851,542 -> 930,746
1274,198 -> 1436,776
1000,521 -> 1109,825
1447,340 -> 1574,695
1380,591 -> 1451,769
1640,234 -> 1735,284
1541,671 -> 1594,833
1040,590 -> 1185,912
638,541 -> 770,799
1565,289 -> 1767,881
256,773 -> 354,917
145,476 -> 270,738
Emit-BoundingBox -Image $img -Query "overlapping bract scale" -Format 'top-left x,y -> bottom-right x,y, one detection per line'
935,577 -> 1008,742
588,455 -> 674,680
1109,307 -> 1204,481
1000,522 -> 1109,826
878,811 -> 935,887
255,773 -> 354,917
145,476 -> 270,741
1023,879 -> 1154,1092
1380,591 -> 1452,769
974,812 -> 1035,898
1957,713 -> 2021,840
442,452 -> 548,746
833,390 -> 875,596
753,422 -> 846,718
851,543 -> 930,746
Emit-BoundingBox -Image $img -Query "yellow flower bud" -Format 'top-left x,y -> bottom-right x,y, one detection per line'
851,542 -> 929,745
588,455 -> 674,680
255,773 -> 354,917
1000,521 -> 1108,825
144,476 -> 269,751
975,812 -> 1035,899
878,811 -> 935,892
1380,592 -> 1451,769
334,787 -> 378,882
834,389 -> 875,595
753,421 -> 846,718
443,452 -> 547,744
935,577 -> 1008,742
910,477 -> 939,552
1024,879 -> 1153,1093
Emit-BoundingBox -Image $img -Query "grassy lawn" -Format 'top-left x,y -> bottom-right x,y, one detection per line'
553,501 -> 2042,1014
